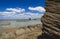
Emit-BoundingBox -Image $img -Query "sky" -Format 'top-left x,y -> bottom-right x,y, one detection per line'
0,0 -> 46,19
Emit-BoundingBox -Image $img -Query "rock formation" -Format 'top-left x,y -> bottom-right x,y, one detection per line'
0,24 -> 42,39
41,0 -> 60,39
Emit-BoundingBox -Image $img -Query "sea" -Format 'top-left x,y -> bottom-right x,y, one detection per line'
0,19 -> 42,29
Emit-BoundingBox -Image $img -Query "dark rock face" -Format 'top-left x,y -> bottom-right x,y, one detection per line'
41,0 -> 60,39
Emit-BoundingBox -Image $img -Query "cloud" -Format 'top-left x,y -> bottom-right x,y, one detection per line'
0,7 -> 44,19
0,12 -> 43,19
6,8 -> 25,13
28,6 -> 46,12
25,12 -> 43,19
0,8 -> 25,17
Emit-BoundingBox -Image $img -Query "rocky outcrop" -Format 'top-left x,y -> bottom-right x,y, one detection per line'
0,24 -> 42,39
41,0 -> 60,39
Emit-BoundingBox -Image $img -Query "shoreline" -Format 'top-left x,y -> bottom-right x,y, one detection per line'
0,23 -> 42,28
0,24 -> 42,33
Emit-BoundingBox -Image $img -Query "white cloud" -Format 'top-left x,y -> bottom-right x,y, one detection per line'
0,11 -> 15,17
6,8 -> 25,13
0,8 -> 25,17
0,7 -> 44,19
28,6 -> 46,12
27,12 -> 43,19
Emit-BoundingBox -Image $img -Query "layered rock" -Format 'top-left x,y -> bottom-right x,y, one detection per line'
41,0 -> 60,39
0,24 -> 42,39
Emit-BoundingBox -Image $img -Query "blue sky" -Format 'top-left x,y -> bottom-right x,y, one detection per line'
0,0 -> 46,19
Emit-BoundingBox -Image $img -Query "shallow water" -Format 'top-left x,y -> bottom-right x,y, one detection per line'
0,19 -> 41,28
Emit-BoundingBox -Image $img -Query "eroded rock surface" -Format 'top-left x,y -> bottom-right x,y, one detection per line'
41,0 -> 60,39
0,24 -> 42,39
